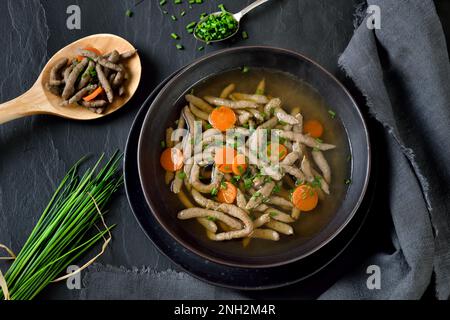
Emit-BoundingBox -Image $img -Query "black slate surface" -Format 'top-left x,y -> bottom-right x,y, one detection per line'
0,0 -> 448,300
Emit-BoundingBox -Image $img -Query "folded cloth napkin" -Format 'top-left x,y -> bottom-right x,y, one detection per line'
78,0 -> 449,300
320,0 -> 450,299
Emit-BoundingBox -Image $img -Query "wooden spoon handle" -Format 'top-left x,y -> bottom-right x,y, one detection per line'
0,85 -> 50,124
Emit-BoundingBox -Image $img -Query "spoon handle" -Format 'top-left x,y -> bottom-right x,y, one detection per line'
235,0 -> 270,20
0,85 -> 49,124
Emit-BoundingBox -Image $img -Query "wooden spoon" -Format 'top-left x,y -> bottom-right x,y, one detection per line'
0,33 -> 141,124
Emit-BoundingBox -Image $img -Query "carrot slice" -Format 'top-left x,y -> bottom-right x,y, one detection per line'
267,143 -> 288,162
232,154 -> 247,176
77,47 -> 102,61
82,87 -> 103,102
209,106 -> 236,131
160,148 -> 184,172
292,185 -> 319,211
303,120 -> 324,138
217,182 -> 237,204
215,147 -> 236,173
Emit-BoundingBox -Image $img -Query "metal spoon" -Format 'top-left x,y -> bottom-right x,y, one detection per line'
0,33 -> 141,124
194,0 -> 270,43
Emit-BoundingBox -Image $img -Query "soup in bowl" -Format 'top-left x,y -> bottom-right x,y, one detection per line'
138,47 -> 370,268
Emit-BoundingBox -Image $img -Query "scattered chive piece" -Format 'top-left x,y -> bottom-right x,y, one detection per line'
200,12 -> 207,19
181,10 -> 186,16
171,15 -> 177,21
218,3 -> 226,11
171,33 -> 180,39
186,21 -> 197,29
195,0 -> 203,3
345,179 -> 352,185
197,46 -> 204,51
126,9 -> 133,17
176,44 -> 184,50
206,216 -> 217,221
269,211 -> 278,218
242,31 -> 248,39
211,187 -> 218,196
189,0 -> 195,3
178,172 -> 187,179
163,10 -> 168,14
328,110 -> 336,119
160,140 -> 166,148
242,66 -> 250,73
160,0 -> 167,5
174,0 -> 182,4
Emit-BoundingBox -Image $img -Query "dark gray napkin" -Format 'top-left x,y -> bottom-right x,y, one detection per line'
79,0 -> 450,300
320,0 -> 450,299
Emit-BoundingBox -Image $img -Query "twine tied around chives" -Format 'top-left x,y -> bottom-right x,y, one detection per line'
0,244 -> 16,300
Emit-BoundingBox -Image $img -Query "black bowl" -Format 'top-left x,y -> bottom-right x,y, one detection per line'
137,46 -> 370,268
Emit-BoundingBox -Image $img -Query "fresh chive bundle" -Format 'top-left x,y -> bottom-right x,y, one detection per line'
0,152 -> 123,300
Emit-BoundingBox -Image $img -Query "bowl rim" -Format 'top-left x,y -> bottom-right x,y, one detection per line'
137,45 -> 371,268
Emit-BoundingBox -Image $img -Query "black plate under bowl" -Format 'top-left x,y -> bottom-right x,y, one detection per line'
137,47 -> 371,268
124,67 -> 377,290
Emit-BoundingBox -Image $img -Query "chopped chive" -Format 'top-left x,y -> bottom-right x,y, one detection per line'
315,138 -> 323,144
200,12 -> 207,19
176,44 -> 184,50
273,184 -> 281,193
186,21 -> 197,29
189,0 -> 195,3
345,179 -> 352,185
174,0 -> 182,4
180,10 -> 186,16
178,171 -> 187,179
204,122 -> 211,128
328,110 -> 336,119
242,31 -> 248,39
211,187 -> 218,196
163,10 -> 168,14
244,178 -> 253,189
160,0 -> 167,5
269,211 -> 278,218
197,46 -> 204,51
242,66 -> 250,73
187,28 -> 194,34
218,3 -> 226,11
160,140 -> 166,148
194,8 -> 238,42
206,216 -> 217,221
171,15 -> 177,21
125,9 -> 133,17
171,33 -> 180,39
220,181 -> 227,190
195,0 -> 202,3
